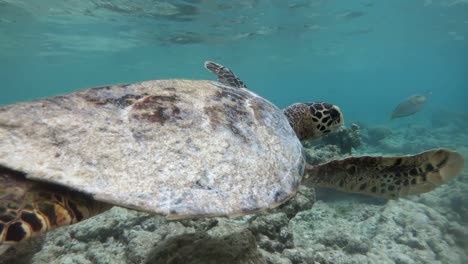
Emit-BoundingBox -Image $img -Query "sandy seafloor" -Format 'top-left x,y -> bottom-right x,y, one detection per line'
2,118 -> 467,264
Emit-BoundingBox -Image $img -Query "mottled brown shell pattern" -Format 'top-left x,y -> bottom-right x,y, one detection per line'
0,79 -> 304,219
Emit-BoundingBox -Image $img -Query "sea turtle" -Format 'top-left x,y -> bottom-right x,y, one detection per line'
0,61 -> 464,248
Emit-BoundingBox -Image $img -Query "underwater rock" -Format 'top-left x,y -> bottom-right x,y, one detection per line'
0,236 -> 44,264
351,120 -> 367,130
16,207 -> 263,264
321,124 -> 362,154
276,185 -> 316,219
365,126 -> 392,145
350,123 -> 360,131
248,185 -> 316,254
281,248 -> 315,263
29,208 -> 175,263
431,109 -> 468,129
410,172 -> 468,249
290,197 -> 468,264
145,229 -> 264,264
303,144 -> 343,165
249,213 -> 290,253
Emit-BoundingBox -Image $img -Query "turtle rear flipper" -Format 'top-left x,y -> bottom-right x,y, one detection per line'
304,148 -> 464,199
0,167 -> 111,245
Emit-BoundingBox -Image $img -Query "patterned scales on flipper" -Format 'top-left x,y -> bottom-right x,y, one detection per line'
0,167 -> 110,245
303,148 -> 464,198
204,61 -> 248,89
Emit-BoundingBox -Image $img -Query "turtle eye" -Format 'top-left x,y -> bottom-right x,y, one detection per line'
330,108 -> 341,122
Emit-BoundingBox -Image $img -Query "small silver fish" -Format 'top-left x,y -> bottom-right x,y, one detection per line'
391,95 -> 427,119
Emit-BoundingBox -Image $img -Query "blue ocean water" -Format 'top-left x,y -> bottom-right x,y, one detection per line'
1,0 -> 467,127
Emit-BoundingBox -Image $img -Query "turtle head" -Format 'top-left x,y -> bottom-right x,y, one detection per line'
283,102 -> 344,141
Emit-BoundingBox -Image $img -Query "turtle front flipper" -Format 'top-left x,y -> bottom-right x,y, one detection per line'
0,167 -> 111,245
204,61 -> 248,88
303,148 -> 464,198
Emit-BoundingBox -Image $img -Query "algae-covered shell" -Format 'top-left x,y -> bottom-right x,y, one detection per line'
0,79 -> 304,219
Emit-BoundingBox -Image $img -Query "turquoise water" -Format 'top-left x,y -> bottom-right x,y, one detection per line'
1,0 -> 467,127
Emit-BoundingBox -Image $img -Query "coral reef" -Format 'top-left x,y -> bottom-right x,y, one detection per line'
365,126 -> 392,145
249,185 -> 316,256
289,196 -> 468,264
409,174 -> 468,250
321,124 -> 362,154
302,124 -> 362,157
320,124 -> 362,154
145,230 -> 263,264
303,144 -> 343,165
431,109 -> 468,129
350,120 -> 367,130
